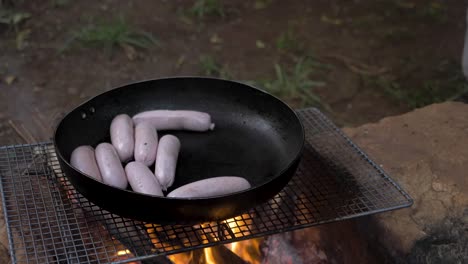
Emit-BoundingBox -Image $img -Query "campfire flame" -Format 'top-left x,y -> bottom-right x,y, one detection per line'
204,247 -> 216,264
167,215 -> 263,263
112,249 -> 141,264
230,241 -> 239,252
117,249 -> 131,256
168,251 -> 193,264
226,239 -> 263,264
168,239 -> 263,264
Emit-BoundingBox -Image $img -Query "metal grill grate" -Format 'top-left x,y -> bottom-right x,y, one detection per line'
0,108 -> 412,263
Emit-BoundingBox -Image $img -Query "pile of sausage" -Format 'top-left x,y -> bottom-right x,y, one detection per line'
70,110 -> 251,198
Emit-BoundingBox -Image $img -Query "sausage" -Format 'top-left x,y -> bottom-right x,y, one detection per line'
125,162 -> 163,196
95,143 -> 128,189
134,122 -> 158,167
110,114 -> 134,162
132,110 -> 215,131
70,145 -> 103,182
167,176 -> 251,198
154,135 -> 180,191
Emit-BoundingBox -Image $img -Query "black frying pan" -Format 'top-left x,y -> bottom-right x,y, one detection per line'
54,77 -> 304,224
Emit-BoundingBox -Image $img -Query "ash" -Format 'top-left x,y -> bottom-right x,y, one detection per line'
407,211 -> 468,264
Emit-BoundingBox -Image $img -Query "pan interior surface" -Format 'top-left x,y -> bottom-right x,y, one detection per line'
55,77 -> 304,194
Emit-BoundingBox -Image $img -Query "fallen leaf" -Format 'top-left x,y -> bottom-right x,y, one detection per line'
53,0 -> 70,7
210,34 -> 223,44
16,29 -> 31,50
396,1 -> 415,9
256,40 -> 266,49
321,15 -> 342,25
67,87 -> 78,95
121,44 -> 137,60
5,75 -> 16,85
175,55 -> 186,69
12,12 -> 31,25
179,15 -> 193,25
254,1 -> 266,10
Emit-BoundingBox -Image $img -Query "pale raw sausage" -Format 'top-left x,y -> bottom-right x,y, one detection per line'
134,122 -> 158,167
70,145 -> 103,182
167,176 -> 251,198
133,110 -> 215,131
125,162 -> 163,196
154,135 -> 180,191
110,114 -> 134,162
95,143 -> 128,189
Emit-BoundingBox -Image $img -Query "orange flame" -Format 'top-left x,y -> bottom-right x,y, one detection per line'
117,249 -> 131,256
204,247 -> 216,264
148,213 -> 264,263
112,249 -> 141,264
230,241 -> 239,252
168,252 -> 193,264
222,214 -> 263,263
226,239 -> 263,264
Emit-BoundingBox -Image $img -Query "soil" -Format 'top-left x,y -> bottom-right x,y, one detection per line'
0,0 -> 466,144
0,2 -> 467,263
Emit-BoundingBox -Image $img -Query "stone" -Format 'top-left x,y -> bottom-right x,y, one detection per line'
343,102 -> 468,260
407,215 -> 467,264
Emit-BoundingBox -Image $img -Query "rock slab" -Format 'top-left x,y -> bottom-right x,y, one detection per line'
343,102 -> 468,260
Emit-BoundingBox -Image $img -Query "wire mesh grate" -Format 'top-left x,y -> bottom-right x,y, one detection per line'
0,108 -> 412,263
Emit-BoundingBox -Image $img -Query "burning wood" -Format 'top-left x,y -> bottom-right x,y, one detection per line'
204,245 -> 247,264
226,240 -> 263,264
168,245 -> 247,264
166,216 -> 263,264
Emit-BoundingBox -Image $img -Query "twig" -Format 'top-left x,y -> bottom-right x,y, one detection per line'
34,107 -> 48,123
33,107 -> 50,136
8,119 -> 30,143
322,54 -> 388,76
21,123 -> 38,143
32,117 -> 48,140
51,109 -> 65,130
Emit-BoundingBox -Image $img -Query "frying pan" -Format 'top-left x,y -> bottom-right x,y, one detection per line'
54,77 -> 304,224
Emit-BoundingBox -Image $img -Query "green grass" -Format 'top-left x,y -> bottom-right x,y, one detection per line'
379,26 -> 413,41
196,55 -> 329,109
0,8 -> 31,50
276,28 -> 302,53
260,57 -> 330,109
66,17 -> 157,54
0,9 -> 30,31
190,0 -> 225,19
195,53 -> 331,110
51,0 -> 70,7
351,0 -> 447,44
368,60 -> 468,108
253,0 -> 272,10
198,55 -> 231,78
351,14 -> 384,28
419,2 -> 447,24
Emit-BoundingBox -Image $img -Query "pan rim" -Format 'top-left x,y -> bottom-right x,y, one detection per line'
53,76 -> 305,201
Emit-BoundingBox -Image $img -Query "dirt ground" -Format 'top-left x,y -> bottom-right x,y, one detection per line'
0,1 -> 467,263
0,0 -> 466,145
